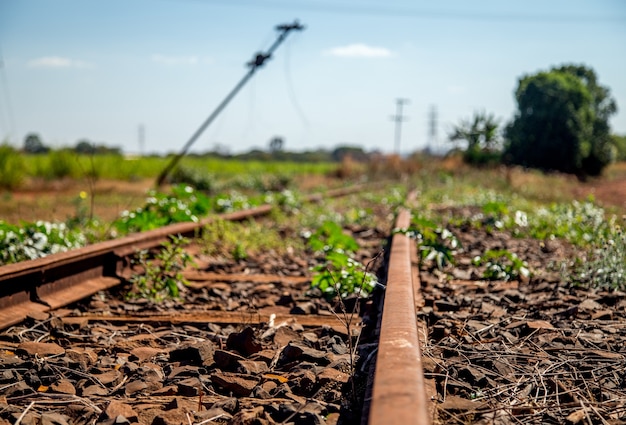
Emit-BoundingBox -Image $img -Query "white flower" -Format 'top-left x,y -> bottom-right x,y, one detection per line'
514,211 -> 528,227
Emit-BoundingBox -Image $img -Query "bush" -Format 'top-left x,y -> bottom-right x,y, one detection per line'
0,144 -> 26,189
48,149 -> 79,179
504,64 -> 617,177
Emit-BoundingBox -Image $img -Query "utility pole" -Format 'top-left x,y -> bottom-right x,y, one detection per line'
391,98 -> 409,155
138,124 -> 145,156
155,20 -> 305,187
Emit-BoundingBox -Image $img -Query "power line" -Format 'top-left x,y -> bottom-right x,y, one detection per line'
188,0 -> 626,24
0,43 -> 16,144
155,20 -> 305,187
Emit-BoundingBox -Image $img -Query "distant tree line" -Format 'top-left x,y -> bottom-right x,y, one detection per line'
18,133 -> 379,164
22,134 -> 122,156
449,64 -> 622,178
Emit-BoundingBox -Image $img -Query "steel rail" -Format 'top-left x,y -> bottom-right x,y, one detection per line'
367,203 -> 432,424
0,184 -> 371,330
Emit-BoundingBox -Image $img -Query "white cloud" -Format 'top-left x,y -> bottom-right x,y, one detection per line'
28,56 -> 93,69
324,43 -> 394,58
151,54 -> 209,66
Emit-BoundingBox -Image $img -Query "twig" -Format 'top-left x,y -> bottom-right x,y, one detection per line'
14,401 -> 35,425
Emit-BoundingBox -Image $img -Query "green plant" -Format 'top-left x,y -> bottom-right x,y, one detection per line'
308,221 -> 359,254
524,199 -> 608,245
0,220 -> 87,265
504,64 -> 616,177
114,185 -> 211,234
48,149 -> 78,179
569,225 -> 625,290
129,235 -> 194,300
406,216 -> 459,269
472,249 -> 530,281
0,144 -> 26,190
308,221 -> 377,298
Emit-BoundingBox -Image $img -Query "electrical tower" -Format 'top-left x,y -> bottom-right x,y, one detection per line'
427,105 -> 438,154
391,98 -> 409,154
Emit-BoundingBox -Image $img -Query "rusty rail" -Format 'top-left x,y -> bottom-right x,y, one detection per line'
367,204 -> 431,424
0,184 -> 371,330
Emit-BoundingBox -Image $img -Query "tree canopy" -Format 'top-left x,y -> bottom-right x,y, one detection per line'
504,64 -> 617,177
23,133 -> 49,154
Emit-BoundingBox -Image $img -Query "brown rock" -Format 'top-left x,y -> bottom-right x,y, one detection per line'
151,409 -> 187,425
130,347 -> 164,362
230,407 -> 272,425
17,342 -> 65,357
66,347 -> 98,367
226,327 -> 262,357
82,384 -> 108,396
40,413 -> 70,425
176,377 -> 201,396
318,368 -> 349,385
273,326 -> 300,347
105,400 -> 138,422
211,371 -> 260,396
279,342 -> 331,366
214,349 -> 246,370
50,379 -> 76,395
169,342 -> 215,366
237,360 -> 269,375
249,350 -> 275,365
288,369 -> 318,396
94,369 -> 121,386
125,380 -> 149,396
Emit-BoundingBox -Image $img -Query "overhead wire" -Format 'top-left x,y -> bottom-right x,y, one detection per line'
184,0 -> 626,24
283,32 -> 310,129
0,43 -> 16,144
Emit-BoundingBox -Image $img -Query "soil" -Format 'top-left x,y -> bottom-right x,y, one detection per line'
419,209 -> 626,424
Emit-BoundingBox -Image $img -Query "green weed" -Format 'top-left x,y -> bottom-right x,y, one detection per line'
569,225 -> 626,290
129,235 -> 194,300
308,221 -> 377,298
114,185 -> 211,233
0,220 -> 86,265
0,144 -> 26,190
405,216 -> 459,270
472,249 -> 530,281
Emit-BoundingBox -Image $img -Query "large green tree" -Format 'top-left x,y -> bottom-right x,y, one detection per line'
504,64 -> 617,177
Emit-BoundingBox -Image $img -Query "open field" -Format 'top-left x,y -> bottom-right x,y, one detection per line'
2,156 -> 626,225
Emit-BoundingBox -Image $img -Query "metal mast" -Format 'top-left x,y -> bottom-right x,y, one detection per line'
156,21 -> 305,187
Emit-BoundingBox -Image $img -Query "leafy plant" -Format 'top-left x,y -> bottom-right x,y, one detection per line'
308,221 -> 359,254
311,252 -> 377,298
472,249 -> 530,281
0,220 -> 86,265
114,185 -> 211,234
406,216 -> 459,269
0,144 -> 26,190
129,235 -> 194,300
569,225 -> 625,290
308,221 -> 377,298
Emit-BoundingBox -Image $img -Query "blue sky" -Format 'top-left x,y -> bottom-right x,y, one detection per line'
1,0 -> 625,155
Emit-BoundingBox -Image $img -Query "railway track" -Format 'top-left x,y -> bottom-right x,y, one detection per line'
2,182 -> 624,424
0,185 -> 434,425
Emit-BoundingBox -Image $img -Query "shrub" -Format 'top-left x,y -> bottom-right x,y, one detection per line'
48,149 -> 79,179
0,144 -> 25,189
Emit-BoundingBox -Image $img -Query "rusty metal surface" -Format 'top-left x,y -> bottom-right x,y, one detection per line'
0,185 -> 372,330
64,311 -> 357,334
368,207 -> 431,425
